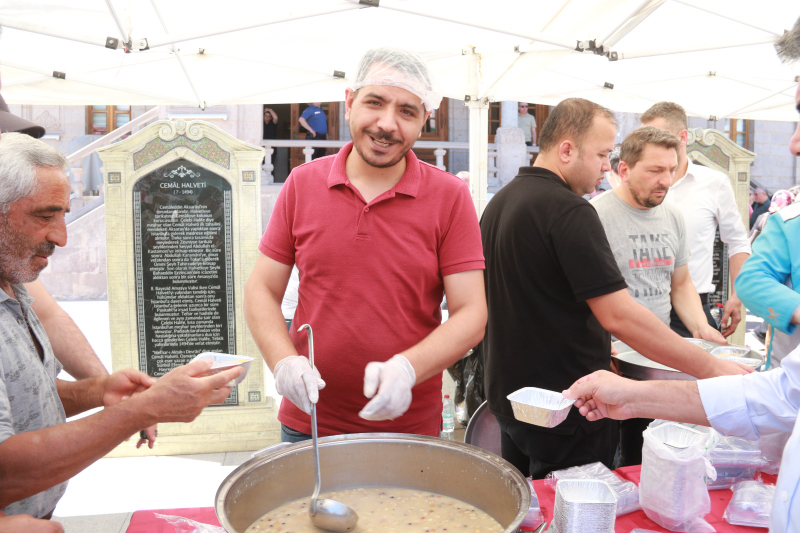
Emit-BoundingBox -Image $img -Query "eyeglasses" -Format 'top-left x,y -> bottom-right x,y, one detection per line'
518,105 -> 528,107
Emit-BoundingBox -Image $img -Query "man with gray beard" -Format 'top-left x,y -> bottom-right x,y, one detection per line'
0,133 -> 243,521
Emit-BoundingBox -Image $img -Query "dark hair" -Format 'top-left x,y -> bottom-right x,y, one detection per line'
641,102 -> 688,133
620,127 -> 681,169
538,98 -> 617,153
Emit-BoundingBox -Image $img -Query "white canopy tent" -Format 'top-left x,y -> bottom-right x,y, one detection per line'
2,0 -> 800,210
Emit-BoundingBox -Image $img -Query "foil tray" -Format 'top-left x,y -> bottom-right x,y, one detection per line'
550,480 -> 617,533
612,339 -> 764,381
507,387 -> 574,428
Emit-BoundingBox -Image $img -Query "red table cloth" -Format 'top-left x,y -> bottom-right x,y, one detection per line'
126,466 -> 776,532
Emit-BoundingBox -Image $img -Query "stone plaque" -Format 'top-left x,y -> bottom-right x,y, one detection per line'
133,159 -> 237,405
99,119 -> 279,456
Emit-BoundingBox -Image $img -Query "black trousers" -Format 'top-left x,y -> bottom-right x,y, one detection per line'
669,293 -> 717,337
311,133 -> 327,159
617,417 -> 654,467
496,416 -> 619,479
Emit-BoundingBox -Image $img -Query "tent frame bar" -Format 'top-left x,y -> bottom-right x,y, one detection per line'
137,4 -> 360,51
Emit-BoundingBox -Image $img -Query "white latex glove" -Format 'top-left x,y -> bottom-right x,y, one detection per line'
273,355 -> 326,414
359,354 -> 416,421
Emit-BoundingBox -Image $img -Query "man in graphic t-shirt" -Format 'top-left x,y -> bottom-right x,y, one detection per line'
591,126 -> 727,466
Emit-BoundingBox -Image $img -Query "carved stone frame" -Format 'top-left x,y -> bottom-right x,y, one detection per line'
98,119 -> 279,455
686,128 -> 755,345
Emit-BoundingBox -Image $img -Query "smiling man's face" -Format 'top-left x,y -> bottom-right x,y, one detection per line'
345,81 -> 429,170
0,166 -> 69,291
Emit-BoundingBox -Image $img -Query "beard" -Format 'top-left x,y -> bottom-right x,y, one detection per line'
0,217 -> 54,285
631,187 -> 669,208
351,128 -> 411,169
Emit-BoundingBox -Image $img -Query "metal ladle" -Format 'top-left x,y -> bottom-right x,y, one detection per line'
298,324 -> 359,532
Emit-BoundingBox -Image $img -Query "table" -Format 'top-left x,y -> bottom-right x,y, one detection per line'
126,507 -> 220,532
127,467 -> 776,532
530,465 -> 776,532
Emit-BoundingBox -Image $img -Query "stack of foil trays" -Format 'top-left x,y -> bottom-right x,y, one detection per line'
506,387 -> 574,428
707,434 -> 767,490
549,479 -> 617,533
546,462 -> 640,516
640,423 -> 716,532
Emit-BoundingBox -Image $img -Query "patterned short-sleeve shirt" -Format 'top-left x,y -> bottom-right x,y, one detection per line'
0,284 -> 67,517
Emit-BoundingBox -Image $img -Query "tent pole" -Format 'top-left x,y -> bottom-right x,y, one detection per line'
672,0 -> 784,36
369,0 -> 578,52
597,0 -> 662,48
721,82 -> 800,119
139,5 -> 359,50
0,18 -> 112,48
468,98 -> 490,216
149,0 -> 205,108
103,0 -> 130,42
617,37 -> 777,60
600,1 -> 665,50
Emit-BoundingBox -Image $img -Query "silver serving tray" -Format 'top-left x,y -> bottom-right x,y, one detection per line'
612,339 -> 764,381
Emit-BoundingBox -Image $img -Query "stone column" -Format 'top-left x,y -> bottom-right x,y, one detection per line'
500,101 -> 518,128
495,101 -> 527,189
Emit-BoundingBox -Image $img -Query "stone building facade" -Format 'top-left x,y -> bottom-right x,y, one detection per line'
7,100 -> 799,300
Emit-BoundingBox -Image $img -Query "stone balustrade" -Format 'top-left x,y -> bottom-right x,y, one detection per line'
260,140 -> 538,184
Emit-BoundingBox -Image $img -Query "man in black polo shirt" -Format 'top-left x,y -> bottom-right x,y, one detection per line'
481,98 -> 750,479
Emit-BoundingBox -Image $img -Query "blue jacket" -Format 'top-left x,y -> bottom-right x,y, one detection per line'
736,202 -> 800,335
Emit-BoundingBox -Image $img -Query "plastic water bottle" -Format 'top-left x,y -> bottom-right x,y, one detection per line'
441,394 -> 455,440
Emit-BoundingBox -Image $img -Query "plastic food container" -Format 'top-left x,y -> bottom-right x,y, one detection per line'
506,387 -> 574,428
550,479 -> 617,533
191,352 -> 254,386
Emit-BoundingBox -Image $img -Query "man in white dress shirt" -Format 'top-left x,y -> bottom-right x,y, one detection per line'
641,103 -> 750,338
565,24 -> 800,529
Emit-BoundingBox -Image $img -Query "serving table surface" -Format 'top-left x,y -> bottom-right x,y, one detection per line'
125,466 -> 777,532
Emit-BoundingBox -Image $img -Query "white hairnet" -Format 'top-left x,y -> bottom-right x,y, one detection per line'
350,47 -> 442,112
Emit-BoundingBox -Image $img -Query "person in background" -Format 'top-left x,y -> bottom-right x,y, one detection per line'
244,47 -> 486,442
641,102 -> 751,338
750,187 -> 771,229
263,107 -> 278,140
517,102 -> 537,146
480,97 -> 748,479
566,23 -> 800,530
298,102 -> 328,159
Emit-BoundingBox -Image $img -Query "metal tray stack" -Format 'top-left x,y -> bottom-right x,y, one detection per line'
612,338 -> 764,381
549,480 -> 617,533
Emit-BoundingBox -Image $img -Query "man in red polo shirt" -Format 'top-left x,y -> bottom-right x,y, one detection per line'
244,47 -> 487,440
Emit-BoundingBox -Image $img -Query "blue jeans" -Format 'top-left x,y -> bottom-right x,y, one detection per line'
281,423 -> 312,443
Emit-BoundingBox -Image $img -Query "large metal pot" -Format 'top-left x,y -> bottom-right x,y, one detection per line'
216,433 -> 531,532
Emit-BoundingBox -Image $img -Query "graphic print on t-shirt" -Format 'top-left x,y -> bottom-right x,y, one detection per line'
627,233 -> 673,298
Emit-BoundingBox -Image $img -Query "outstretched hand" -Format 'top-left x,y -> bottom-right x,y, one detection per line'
141,360 -> 244,424
562,370 -> 639,422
